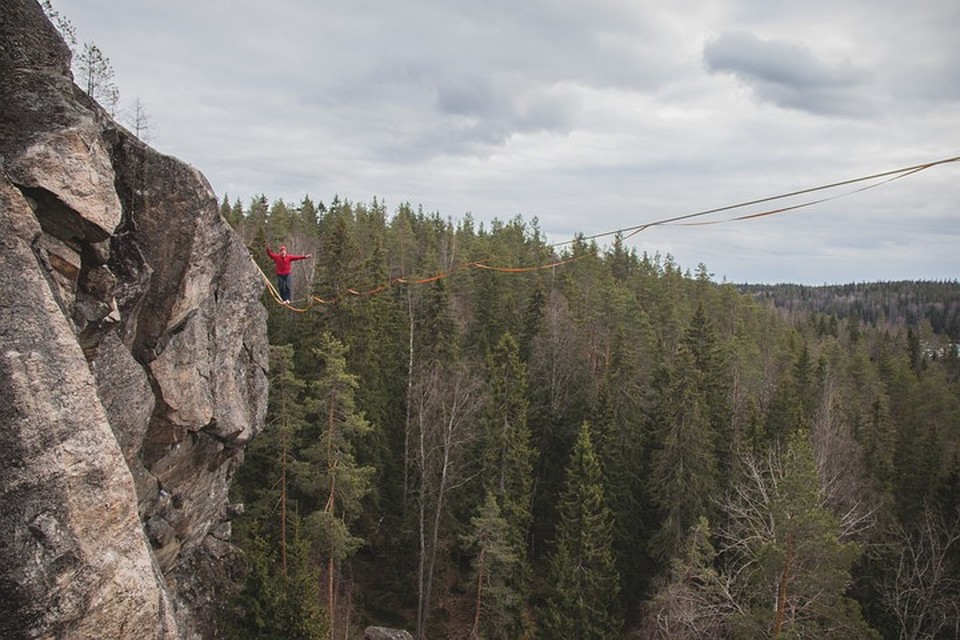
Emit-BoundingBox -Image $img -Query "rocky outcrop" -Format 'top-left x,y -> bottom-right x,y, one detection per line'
0,1 -> 268,638
364,627 -> 416,640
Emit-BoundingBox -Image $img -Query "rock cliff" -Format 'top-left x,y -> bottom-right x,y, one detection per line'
0,1 -> 269,638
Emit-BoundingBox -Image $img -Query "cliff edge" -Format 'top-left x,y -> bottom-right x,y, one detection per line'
0,1 -> 268,638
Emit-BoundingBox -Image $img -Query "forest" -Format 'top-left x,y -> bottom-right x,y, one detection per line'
221,193 -> 960,640
740,282 -> 960,340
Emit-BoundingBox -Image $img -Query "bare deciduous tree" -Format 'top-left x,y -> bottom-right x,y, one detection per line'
713,433 -> 877,638
881,506 -> 960,640
638,518 -> 738,640
412,360 -> 486,639
529,290 -> 582,422
811,371 -> 881,540
127,97 -> 151,141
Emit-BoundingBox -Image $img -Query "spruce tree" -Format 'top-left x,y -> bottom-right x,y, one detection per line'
227,519 -> 328,640
641,517 -> 729,640
229,346 -> 327,639
541,422 -> 623,640
683,305 -> 733,481
461,492 -> 524,640
268,199 -> 294,239
297,195 -> 320,235
594,301 -> 657,598
247,194 -> 269,231
480,332 -> 534,536
232,345 -> 307,570
468,332 -> 535,637
649,343 -> 717,563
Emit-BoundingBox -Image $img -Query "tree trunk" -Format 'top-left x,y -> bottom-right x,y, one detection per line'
281,446 -> 287,577
416,401 -> 429,640
774,532 -> 793,639
405,290 -> 415,511
470,547 -> 486,640
326,394 -> 337,640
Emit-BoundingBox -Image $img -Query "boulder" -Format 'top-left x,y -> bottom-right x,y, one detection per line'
364,626 -> 416,640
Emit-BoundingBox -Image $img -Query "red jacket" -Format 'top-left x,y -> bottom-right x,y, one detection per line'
266,247 -> 308,275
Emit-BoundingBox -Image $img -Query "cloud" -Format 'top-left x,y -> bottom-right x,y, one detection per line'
703,30 -> 875,116
48,0 -> 960,284
433,76 -> 583,153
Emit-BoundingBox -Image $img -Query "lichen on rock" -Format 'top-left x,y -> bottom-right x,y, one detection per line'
0,1 -> 269,638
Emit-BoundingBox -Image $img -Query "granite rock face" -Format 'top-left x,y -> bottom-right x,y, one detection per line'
0,1 -> 268,638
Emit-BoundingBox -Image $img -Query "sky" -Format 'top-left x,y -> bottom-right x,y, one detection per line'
48,0 -> 960,284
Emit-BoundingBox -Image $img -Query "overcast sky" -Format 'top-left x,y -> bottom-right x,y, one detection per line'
49,0 -> 959,284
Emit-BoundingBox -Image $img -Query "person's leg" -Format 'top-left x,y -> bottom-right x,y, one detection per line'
277,275 -> 291,302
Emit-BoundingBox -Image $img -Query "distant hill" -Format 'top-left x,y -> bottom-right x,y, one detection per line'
738,280 -> 960,339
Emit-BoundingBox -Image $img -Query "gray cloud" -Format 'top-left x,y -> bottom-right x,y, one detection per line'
703,31 -> 875,116
49,0 -> 960,284
434,76 -> 582,153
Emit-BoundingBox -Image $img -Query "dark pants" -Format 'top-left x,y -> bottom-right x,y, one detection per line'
277,274 -> 292,302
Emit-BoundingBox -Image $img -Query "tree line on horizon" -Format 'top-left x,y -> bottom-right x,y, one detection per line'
222,193 -> 960,640
741,281 -> 960,341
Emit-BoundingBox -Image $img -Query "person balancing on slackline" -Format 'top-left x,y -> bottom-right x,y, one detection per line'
265,242 -> 311,304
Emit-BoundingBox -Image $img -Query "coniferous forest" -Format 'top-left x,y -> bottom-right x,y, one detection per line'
221,194 -> 960,640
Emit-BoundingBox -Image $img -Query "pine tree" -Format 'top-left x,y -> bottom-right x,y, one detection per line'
271,345 -> 307,575
541,422 -> 623,640
722,431 -> 879,639
75,42 -> 119,114
297,333 -> 375,640
232,345 -> 307,569
41,1 -> 77,52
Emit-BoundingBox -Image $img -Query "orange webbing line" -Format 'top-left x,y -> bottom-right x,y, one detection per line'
398,272 -> 448,285
307,262 -> 473,306
253,259 -> 285,304
251,257 -> 315,312
472,255 -> 585,272
305,256 -> 578,305
250,252 -> 581,310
